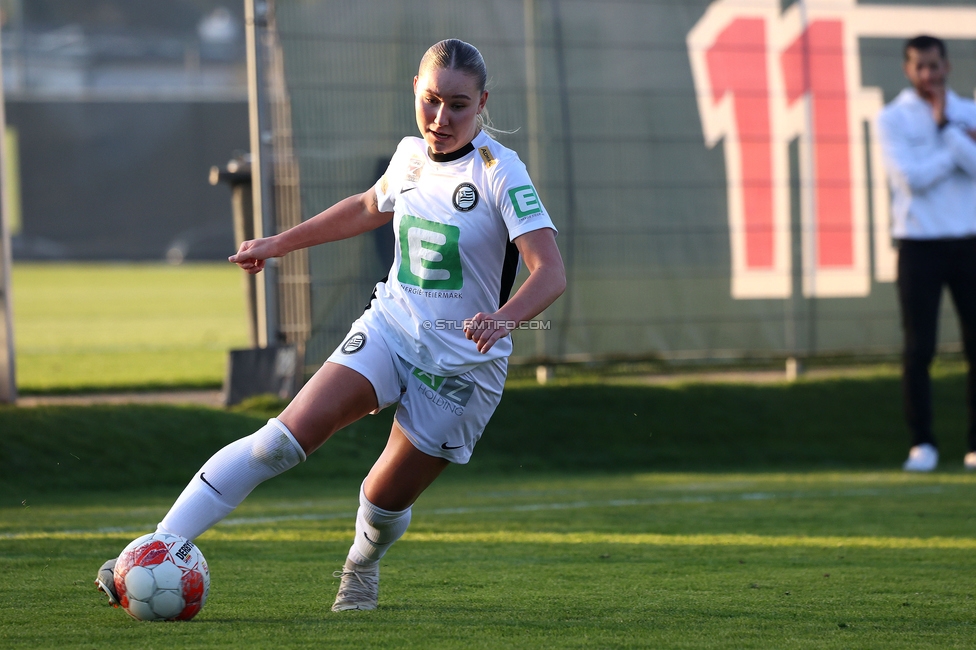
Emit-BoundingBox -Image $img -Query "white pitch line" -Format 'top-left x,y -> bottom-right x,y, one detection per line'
0,485 -> 945,540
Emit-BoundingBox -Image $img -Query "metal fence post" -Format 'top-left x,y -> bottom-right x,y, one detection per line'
0,27 -> 16,405
245,0 -> 280,348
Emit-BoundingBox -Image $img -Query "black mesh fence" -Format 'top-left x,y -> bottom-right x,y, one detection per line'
257,0 -> 976,372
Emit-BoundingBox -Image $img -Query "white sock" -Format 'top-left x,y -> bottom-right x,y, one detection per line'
158,418 -> 305,541
347,483 -> 412,566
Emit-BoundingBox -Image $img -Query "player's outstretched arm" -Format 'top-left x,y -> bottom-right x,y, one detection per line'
229,187 -> 392,274
464,227 -> 566,354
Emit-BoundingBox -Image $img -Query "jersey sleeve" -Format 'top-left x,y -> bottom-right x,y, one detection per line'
373,138 -> 411,213
490,155 -> 557,240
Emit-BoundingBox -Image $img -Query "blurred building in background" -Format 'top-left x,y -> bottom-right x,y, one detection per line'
1,0 -> 248,261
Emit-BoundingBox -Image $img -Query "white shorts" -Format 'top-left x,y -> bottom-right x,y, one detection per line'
326,308 -> 507,464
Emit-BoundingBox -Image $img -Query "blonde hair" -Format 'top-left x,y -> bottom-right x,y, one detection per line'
418,39 -> 509,137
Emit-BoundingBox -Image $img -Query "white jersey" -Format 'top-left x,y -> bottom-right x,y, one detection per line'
370,130 -> 556,376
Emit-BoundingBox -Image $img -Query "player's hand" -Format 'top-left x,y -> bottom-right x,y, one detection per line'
464,311 -> 513,354
229,238 -> 277,274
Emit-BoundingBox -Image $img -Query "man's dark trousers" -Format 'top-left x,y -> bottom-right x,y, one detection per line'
898,236 -> 976,451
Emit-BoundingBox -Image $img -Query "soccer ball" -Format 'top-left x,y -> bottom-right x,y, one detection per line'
114,532 -> 210,621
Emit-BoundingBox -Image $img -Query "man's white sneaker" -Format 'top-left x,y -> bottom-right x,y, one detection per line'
964,452 -> 976,470
331,559 -> 379,611
903,443 -> 938,472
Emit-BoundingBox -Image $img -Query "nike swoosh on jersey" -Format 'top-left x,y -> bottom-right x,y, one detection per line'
441,442 -> 464,450
400,186 -> 417,194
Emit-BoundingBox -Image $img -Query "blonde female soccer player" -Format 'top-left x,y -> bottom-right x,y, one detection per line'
96,38 -> 564,612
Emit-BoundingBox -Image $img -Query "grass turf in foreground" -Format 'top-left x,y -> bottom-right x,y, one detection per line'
3,472 -> 976,649
3,372 -> 976,647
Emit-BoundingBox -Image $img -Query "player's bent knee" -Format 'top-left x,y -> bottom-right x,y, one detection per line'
252,418 -> 307,470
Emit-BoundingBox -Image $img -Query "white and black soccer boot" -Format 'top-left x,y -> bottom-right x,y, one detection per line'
94,558 -> 120,607
331,559 -> 379,611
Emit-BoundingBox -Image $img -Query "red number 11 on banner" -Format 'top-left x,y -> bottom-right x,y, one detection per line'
688,0 -> 902,299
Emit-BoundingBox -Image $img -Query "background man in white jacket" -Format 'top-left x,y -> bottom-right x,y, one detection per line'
878,35 -> 976,472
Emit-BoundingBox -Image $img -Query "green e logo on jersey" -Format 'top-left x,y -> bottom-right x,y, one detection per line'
508,185 -> 542,219
398,214 -> 463,290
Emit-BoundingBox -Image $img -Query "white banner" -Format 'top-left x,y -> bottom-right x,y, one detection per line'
688,0 -> 976,299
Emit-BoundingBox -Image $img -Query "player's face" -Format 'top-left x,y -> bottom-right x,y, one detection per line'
904,46 -> 950,99
414,67 -> 488,155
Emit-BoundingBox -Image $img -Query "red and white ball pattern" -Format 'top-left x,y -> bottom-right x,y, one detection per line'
114,532 -> 210,621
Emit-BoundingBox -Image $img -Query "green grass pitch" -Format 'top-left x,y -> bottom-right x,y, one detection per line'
12,262 -> 248,393
4,472 -> 976,649
4,374 -> 976,648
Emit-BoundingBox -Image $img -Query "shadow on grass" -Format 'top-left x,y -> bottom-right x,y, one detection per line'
1,372 -> 970,503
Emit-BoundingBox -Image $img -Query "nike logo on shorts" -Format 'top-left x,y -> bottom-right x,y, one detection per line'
200,472 -> 222,495
441,442 -> 464,450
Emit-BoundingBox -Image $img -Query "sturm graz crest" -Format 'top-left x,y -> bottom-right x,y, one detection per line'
341,332 -> 366,354
452,182 -> 479,212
